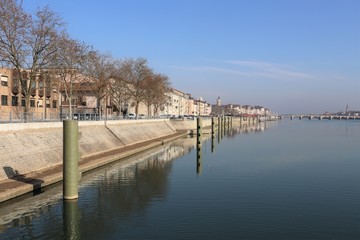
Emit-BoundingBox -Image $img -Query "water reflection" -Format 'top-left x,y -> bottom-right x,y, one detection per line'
63,199 -> 80,240
195,120 -> 273,175
0,137 -> 197,239
0,120 -> 279,239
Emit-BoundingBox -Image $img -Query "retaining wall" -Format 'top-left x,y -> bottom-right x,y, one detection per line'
0,119 -> 176,181
169,118 -> 212,131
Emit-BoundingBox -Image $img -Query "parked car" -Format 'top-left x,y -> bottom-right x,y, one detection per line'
127,113 -> 136,119
138,114 -> 145,119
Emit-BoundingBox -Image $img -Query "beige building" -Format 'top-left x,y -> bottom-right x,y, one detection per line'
0,68 -> 60,121
157,89 -> 212,117
1,67 -> 213,121
0,67 -> 109,121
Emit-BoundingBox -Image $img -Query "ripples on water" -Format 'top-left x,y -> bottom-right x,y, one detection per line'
1,119 -> 360,239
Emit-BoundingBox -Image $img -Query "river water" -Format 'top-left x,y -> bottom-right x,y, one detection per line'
1,119 -> 360,239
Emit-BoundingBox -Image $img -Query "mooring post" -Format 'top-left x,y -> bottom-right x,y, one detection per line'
211,117 -> 215,152
196,117 -> 202,175
197,117 -> 202,148
211,117 -> 215,135
63,120 -> 79,200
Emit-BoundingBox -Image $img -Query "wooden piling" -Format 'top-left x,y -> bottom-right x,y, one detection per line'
63,120 -> 79,200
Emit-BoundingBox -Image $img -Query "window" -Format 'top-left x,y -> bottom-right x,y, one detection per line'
53,100 -> 57,108
1,75 -> 8,86
1,95 -> 8,106
80,96 -> 87,106
30,99 -> 35,107
21,99 -> 25,107
71,98 -> 78,105
46,99 -> 50,108
12,96 -> 18,106
30,82 -> 36,96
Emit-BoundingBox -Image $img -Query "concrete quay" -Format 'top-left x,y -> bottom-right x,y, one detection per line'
0,119 -> 212,203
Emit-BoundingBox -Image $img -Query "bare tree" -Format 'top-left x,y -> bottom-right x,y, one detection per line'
116,58 -> 152,117
143,73 -> 171,117
0,0 -> 63,121
109,60 -> 131,117
52,34 -> 90,117
82,50 -> 114,117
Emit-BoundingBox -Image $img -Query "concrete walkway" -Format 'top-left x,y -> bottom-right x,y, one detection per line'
0,130 -> 187,203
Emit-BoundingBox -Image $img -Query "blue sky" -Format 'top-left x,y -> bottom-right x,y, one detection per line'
24,0 -> 359,114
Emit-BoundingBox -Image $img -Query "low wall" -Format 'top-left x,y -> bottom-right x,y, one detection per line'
169,118 -> 212,131
0,119 -> 176,181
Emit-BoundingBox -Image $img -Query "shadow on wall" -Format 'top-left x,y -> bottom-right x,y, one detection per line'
3,166 -> 44,195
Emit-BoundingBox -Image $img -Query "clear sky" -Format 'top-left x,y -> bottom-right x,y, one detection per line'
23,0 -> 359,114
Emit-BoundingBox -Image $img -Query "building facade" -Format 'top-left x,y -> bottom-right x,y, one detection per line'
0,68 -> 60,121
1,67 -> 213,121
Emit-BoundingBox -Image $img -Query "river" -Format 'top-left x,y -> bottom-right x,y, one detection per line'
0,119 -> 359,239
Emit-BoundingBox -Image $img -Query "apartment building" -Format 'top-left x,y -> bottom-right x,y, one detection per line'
0,67 -> 109,121
1,67 -> 213,121
158,89 -> 212,117
0,68 -> 60,121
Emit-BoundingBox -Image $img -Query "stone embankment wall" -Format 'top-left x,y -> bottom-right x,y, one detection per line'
169,118 -> 212,131
0,119 -> 180,181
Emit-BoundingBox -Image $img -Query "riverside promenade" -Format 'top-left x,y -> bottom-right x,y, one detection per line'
0,118 -> 212,203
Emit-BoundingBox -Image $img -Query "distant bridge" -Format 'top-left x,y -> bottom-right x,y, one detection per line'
286,115 -> 360,120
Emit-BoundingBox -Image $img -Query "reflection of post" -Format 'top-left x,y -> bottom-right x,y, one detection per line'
63,199 -> 80,239
196,117 -> 202,175
211,117 -> 215,153
218,117 -> 221,143
223,116 -> 226,133
211,133 -> 215,153
63,120 -> 79,200
221,116 -> 225,138
197,145 -> 202,175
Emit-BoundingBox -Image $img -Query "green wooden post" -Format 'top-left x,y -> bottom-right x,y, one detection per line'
211,117 -> 215,153
197,117 -> 202,148
211,117 -> 215,135
196,117 -> 202,175
63,120 -> 79,200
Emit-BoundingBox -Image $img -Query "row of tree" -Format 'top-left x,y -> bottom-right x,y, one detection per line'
0,0 -> 171,121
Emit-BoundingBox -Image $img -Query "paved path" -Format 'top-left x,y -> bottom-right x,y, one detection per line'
0,131 -> 188,203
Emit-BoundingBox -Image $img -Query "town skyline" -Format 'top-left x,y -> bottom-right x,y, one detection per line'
23,0 -> 360,114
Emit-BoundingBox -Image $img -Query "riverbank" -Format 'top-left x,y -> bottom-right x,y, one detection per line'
0,118 -> 212,203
